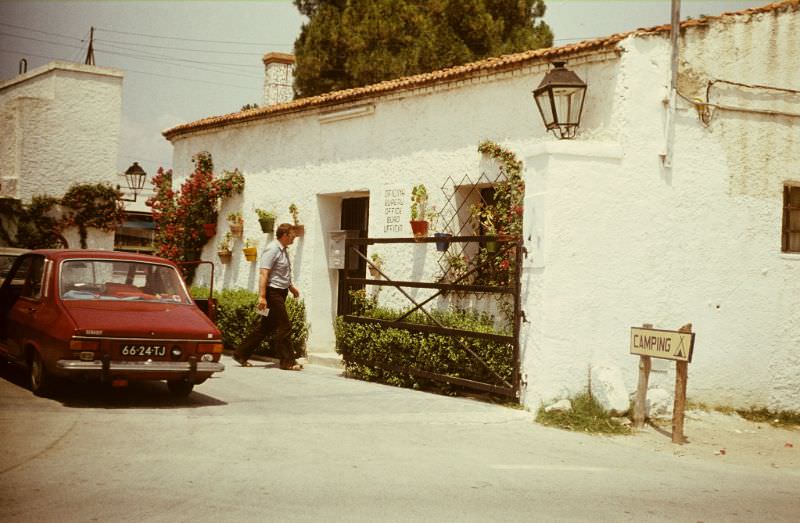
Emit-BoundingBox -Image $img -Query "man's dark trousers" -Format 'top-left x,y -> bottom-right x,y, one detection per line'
235,287 -> 293,364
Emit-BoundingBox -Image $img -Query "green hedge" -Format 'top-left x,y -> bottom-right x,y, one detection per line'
192,286 -> 308,359
334,295 -> 513,395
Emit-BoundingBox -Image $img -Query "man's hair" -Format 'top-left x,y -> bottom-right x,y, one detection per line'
276,223 -> 292,239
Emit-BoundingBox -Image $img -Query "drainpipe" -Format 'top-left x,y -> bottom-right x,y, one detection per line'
661,0 -> 680,168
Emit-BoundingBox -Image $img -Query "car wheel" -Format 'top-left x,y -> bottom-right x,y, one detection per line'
30,351 -> 53,396
166,380 -> 194,397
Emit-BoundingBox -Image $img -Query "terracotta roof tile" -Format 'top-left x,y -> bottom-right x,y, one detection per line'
163,1 -> 797,141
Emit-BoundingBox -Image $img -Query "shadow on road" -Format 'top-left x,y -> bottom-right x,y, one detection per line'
0,361 -> 227,409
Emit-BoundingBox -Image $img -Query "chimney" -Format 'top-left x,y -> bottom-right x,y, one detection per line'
262,52 -> 295,107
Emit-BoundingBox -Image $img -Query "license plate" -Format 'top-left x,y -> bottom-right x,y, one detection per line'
120,344 -> 167,358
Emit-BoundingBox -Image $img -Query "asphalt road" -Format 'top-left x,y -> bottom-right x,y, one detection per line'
1,356 -> 798,522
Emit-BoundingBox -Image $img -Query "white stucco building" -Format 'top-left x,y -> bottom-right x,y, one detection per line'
0,61 -> 125,249
164,1 -> 800,411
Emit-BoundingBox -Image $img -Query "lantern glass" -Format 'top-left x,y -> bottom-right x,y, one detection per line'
124,162 -> 147,192
532,62 -> 587,139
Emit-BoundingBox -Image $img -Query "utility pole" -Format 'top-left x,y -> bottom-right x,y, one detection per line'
85,26 -> 95,65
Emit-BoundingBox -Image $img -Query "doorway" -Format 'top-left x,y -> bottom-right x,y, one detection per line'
336,197 -> 369,316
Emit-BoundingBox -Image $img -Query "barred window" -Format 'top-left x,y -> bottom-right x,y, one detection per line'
783,184 -> 800,253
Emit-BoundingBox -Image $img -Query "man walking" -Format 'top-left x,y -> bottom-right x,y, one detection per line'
234,223 -> 302,370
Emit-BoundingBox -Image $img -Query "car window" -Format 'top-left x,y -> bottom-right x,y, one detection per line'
22,256 -> 45,299
0,255 -> 18,278
60,260 -> 192,304
12,255 -> 46,300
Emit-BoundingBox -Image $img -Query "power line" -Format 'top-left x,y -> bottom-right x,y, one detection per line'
94,26 -> 286,46
0,48 -> 260,90
95,37 -> 286,56
95,41 -> 263,70
91,46 -> 264,80
0,31 -> 87,50
0,21 -> 85,42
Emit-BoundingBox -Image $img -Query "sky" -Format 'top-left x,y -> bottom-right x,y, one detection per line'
0,0 -> 770,178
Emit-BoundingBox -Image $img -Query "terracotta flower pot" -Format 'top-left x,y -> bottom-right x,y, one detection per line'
203,223 -> 216,238
242,247 -> 258,262
229,223 -> 243,237
217,250 -> 232,262
290,224 -> 305,237
409,220 -> 429,238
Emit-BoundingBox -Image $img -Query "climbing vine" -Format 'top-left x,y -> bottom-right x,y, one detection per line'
146,151 -> 244,265
61,183 -> 126,249
0,184 -> 122,250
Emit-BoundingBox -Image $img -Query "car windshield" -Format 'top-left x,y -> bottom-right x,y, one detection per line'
59,259 -> 192,304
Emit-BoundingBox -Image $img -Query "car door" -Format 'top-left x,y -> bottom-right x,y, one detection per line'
5,254 -> 47,360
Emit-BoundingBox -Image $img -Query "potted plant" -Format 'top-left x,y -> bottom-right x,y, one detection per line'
288,203 -> 304,237
409,184 -> 429,238
242,238 -> 259,261
368,252 -> 383,278
428,206 -> 451,252
202,221 -> 217,238
255,208 -> 275,233
227,211 -> 244,237
217,232 -> 233,262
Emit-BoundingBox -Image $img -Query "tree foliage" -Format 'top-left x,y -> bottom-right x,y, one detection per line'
292,0 -> 553,97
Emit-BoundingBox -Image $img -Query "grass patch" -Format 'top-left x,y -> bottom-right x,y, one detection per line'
687,401 -> 800,429
535,393 -> 631,435
736,407 -> 800,428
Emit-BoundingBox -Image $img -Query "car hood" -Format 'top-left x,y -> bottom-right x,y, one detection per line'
62,301 -> 220,339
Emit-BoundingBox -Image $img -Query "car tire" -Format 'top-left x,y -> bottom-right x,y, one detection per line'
166,379 -> 194,397
30,351 -> 53,396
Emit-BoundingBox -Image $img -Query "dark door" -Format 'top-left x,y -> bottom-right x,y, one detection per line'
337,197 -> 369,316
4,254 -> 46,359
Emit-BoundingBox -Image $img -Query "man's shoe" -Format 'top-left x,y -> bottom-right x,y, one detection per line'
233,355 -> 252,367
279,360 -> 303,371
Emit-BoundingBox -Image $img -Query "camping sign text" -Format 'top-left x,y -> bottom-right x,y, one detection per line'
630,327 -> 695,362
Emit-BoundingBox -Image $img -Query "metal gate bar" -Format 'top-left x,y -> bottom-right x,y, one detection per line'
341,235 -> 523,399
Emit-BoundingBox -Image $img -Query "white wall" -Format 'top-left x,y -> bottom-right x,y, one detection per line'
171,6 -> 800,411
0,61 -> 124,249
0,61 -> 123,202
520,9 -> 800,411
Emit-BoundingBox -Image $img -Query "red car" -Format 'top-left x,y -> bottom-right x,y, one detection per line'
0,249 -> 224,397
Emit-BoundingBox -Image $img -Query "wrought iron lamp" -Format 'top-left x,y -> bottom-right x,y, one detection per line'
118,162 -> 147,202
532,61 -> 587,139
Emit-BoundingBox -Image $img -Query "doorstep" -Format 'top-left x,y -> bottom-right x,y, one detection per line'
304,352 -> 343,369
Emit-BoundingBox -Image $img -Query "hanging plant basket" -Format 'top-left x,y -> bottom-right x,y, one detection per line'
243,246 -> 258,262
433,232 -> 452,252
290,224 -> 305,237
229,223 -> 243,237
485,238 -> 498,253
217,249 -> 232,262
259,217 -> 275,234
368,265 -> 381,278
203,223 -> 217,238
410,220 -> 429,239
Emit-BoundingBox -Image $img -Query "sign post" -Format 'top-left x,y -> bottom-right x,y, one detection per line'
629,323 -> 695,444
